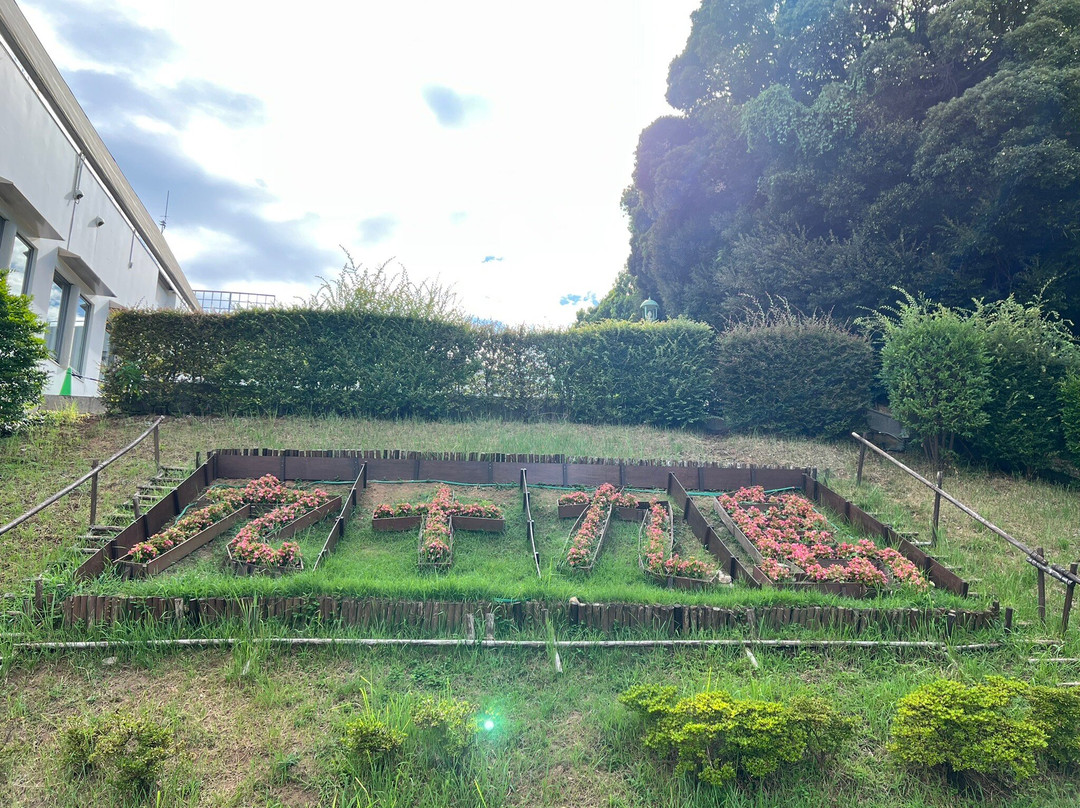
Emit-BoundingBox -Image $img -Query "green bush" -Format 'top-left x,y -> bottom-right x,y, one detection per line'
889,677 -> 1080,784
101,309 -> 715,428
1062,370 -> 1080,463
714,307 -> 876,437
61,709 -> 174,792
967,297 -> 1080,474
0,268 -> 48,431
868,292 -> 991,469
342,715 -> 405,767
553,319 -> 716,428
619,684 -> 853,786
411,695 -> 477,764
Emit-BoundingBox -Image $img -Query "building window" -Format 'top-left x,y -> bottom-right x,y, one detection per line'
7,234 -> 34,297
46,274 -> 70,361
70,295 -> 91,374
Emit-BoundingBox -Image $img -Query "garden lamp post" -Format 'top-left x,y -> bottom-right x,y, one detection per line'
640,298 -> 659,321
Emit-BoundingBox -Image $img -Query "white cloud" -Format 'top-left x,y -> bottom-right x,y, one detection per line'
23,0 -> 700,325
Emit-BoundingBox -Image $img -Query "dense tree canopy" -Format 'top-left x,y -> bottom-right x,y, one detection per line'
622,0 -> 1080,327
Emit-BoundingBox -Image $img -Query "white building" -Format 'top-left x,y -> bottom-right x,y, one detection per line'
0,0 -> 197,399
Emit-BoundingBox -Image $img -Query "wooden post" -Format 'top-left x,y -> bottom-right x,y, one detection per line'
1037,547 -> 1046,623
195,451 -> 201,469
856,442 -> 867,486
153,423 -> 161,472
931,471 -> 943,546
89,460 -> 100,527
1062,562 -> 1079,633
133,495 -> 142,520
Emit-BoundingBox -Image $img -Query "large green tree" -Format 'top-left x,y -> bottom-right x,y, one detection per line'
623,0 -> 1080,327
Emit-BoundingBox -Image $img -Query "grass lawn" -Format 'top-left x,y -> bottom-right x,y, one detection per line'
2,414 -> 1079,807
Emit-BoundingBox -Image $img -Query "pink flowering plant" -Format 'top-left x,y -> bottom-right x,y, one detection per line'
558,491 -> 591,506
565,483 -> 624,569
718,486 -> 928,591
419,485 -> 456,566
225,483 -> 331,568
128,500 -> 242,563
375,494 -> 502,522
640,501 -> 719,581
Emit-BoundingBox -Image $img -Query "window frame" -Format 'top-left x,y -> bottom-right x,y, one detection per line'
45,273 -> 71,362
70,294 -> 92,375
6,233 -> 34,297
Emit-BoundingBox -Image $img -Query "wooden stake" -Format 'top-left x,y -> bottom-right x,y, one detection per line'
89,460 -> 100,527
1062,562 -> 1078,633
856,442 -> 867,486
1038,547 -> 1047,623
931,470 -> 943,546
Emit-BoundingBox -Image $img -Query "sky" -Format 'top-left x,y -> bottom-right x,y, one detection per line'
18,0 -> 700,326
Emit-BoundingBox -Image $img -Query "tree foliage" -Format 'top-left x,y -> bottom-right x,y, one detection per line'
622,0 -> 1080,329
0,268 -> 48,430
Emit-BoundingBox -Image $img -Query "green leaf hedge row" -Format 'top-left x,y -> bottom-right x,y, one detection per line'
101,311 -> 721,428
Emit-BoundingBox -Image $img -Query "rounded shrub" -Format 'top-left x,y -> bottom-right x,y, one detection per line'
888,677 -> 1080,785
714,307 -> 876,437
868,292 -> 991,469
619,683 -> 854,786
61,709 -> 174,793
342,714 -> 405,767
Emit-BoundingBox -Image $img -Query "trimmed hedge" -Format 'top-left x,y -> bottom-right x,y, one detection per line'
714,311 -> 875,437
102,310 -> 716,428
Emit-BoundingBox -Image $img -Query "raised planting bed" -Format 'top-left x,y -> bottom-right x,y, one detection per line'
374,491 -> 504,533
451,515 -> 505,532
561,484 -> 619,573
557,491 -> 591,519
639,500 -> 726,590
559,489 -> 643,521
418,515 -> 454,571
714,486 -> 929,597
372,515 -> 423,532
226,494 -> 340,576
114,504 -> 251,579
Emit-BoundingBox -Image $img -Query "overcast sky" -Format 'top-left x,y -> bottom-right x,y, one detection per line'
19,0 -> 698,325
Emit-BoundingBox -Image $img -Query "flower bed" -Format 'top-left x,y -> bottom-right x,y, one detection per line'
563,483 -> 623,572
374,494 -> 504,532
226,487 -> 334,575
559,488 -> 640,521
717,486 -> 928,592
418,486 -> 455,570
638,501 -> 722,590
115,474 -> 331,578
117,504 -> 250,579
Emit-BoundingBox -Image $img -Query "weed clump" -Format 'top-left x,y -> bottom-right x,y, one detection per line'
619,684 -> 853,786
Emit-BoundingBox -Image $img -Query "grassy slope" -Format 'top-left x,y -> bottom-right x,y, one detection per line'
2,415 -> 1079,808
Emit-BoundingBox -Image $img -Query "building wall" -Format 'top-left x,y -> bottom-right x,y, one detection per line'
0,26 -> 194,398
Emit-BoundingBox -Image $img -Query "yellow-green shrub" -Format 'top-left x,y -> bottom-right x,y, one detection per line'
619,684 -> 853,786
888,677 -> 1080,784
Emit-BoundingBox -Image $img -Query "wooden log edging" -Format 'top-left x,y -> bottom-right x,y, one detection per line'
57,594 -> 1001,636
